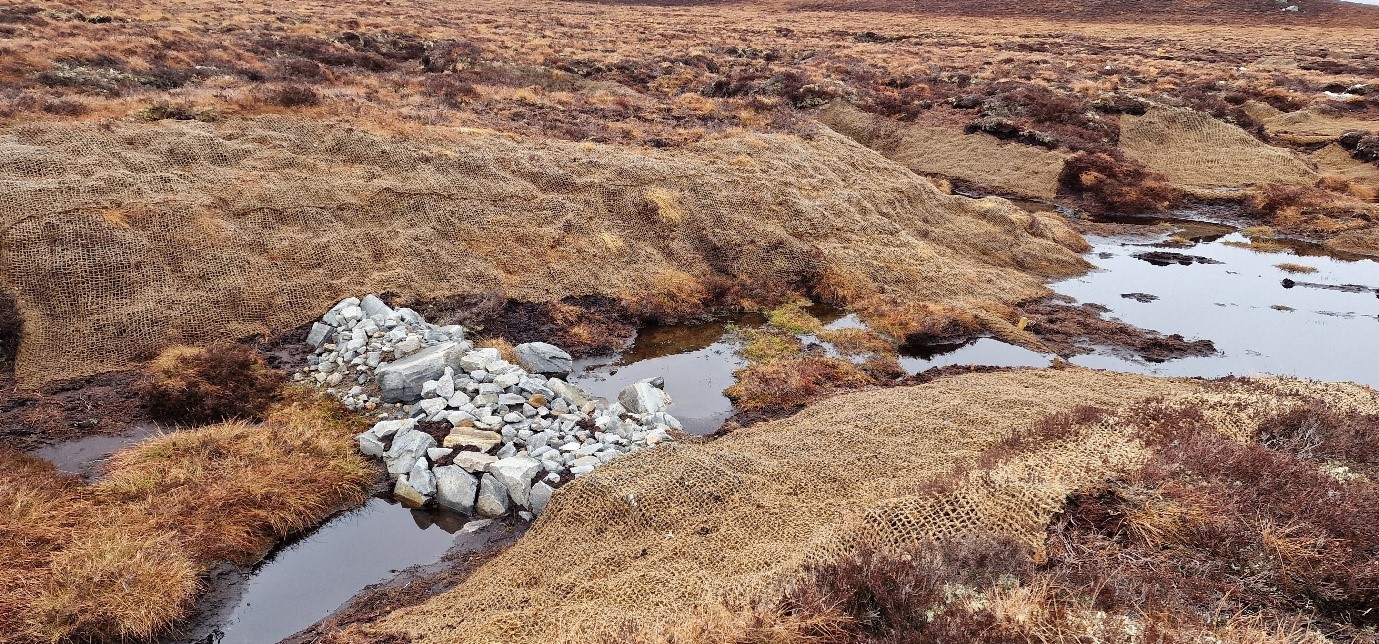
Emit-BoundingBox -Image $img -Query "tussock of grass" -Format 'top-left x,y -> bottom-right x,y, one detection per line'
1274,262 -> 1317,274
816,327 -> 896,358
1223,238 -> 1290,253
643,186 -> 684,224
861,299 -> 984,345
0,388 -> 374,642
765,300 -> 822,335
725,357 -> 875,415
734,327 -> 803,363
141,343 -> 284,425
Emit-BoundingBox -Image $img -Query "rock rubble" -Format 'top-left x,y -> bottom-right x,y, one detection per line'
297,296 -> 679,519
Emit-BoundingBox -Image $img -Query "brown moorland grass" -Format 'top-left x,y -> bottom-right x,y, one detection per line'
6,0 -> 1379,387
0,388 -> 375,643
724,356 -> 877,416
141,343 -> 285,425
815,327 -> 895,358
588,382 -> 1379,644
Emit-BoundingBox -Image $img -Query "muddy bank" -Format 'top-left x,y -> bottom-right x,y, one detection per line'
0,369 -> 150,452
1022,298 -> 1218,362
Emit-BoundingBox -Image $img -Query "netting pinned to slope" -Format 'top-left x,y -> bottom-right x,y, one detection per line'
0,117 -> 1088,385
362,369 -> 1379,643
1120,105 -> 1318,189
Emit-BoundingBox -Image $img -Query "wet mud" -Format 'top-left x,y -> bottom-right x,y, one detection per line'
1022,298 -> 1218,362
0,369 -> 149,452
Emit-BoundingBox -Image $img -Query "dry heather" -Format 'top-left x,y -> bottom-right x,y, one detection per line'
0,117 -> 1087,386
318,368 -> 1379,643
0,389 -> 374,643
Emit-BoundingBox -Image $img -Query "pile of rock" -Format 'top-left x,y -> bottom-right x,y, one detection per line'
297,296 -> 679,519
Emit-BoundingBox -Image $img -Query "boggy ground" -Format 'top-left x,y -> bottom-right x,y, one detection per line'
2,1 -> 1378,642
3,0 -> 1379,390
0,387 -> 376,643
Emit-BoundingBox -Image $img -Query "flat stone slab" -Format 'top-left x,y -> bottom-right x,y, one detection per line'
443,427 -> 503,452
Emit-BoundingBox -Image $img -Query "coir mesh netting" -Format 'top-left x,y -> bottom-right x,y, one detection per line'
1120,105 -> 1318,190
360,368 -> 1379,642
0,117 -> 1088,385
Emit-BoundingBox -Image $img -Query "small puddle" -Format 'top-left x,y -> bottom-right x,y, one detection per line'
569,315 -> 763,435
30,424 -> 163,480
169,497 -> 495,644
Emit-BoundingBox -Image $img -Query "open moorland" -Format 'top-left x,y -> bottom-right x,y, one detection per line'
1,0 -> 1378,642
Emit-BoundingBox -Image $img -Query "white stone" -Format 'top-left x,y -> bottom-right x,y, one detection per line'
434,465 -> 479,514
530,481 -> 555,514
361,294 -> 394,319
376,341 -> 468,402
306,322 -> 336,347
384,430 -> 436,476
452,451 -> 499,473
515,342 -> 574,375
476,474 -> 511,517
408,458 -> 437,496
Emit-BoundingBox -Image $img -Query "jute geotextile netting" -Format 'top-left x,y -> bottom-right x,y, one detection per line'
1120,105 -> 1318,190
362,368 -> 1379,642
818,102 -> 1069,200
0,117 -> 1089,386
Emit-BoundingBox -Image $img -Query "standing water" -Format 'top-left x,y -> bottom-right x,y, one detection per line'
30,210 -> 1375,643
1062,230 -> 1379,386
168,497 -> 502,644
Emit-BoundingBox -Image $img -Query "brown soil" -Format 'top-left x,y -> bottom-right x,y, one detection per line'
286,524 -> 526,644
1022,298 -> 1218,362
0,370 -> 149,452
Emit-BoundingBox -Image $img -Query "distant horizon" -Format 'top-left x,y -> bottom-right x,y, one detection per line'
1342,0 -> 1379,5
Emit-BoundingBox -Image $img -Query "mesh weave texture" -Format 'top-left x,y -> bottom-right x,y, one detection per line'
359,369 -> 1379,643
0,117 -> 1087,385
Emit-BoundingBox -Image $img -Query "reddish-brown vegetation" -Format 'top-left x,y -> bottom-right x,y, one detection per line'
1046,404 -> 1379,638
141,344 -> 285,425
725,356 -> 877,416
1058,151 -> 1180,213
0,389 -> 374,643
